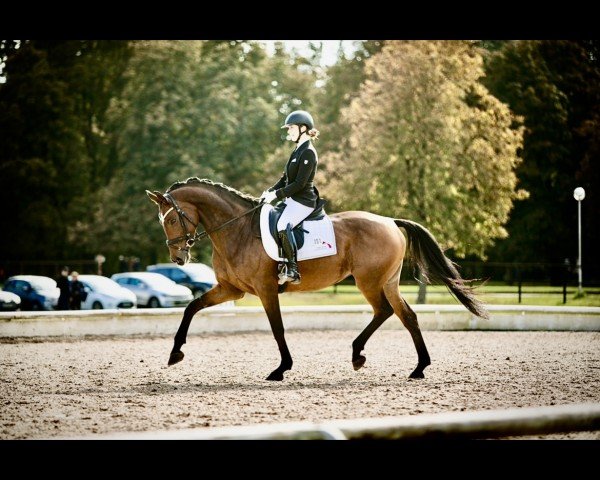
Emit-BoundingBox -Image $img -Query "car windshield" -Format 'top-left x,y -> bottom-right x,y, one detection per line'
132,274 -> 177,289
28,277 -> 57,290
80,276 -> 120,290
179,264 -> 216,282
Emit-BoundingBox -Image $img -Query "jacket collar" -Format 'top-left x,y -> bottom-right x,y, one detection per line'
293,139 -> 311,155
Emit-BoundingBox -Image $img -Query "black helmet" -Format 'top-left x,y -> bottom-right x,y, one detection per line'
281,110 -> 314,130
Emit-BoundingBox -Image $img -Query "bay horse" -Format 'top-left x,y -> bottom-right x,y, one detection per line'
146,178 -> 488,381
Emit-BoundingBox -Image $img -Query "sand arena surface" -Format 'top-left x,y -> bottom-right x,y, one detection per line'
1,330 -> 599,439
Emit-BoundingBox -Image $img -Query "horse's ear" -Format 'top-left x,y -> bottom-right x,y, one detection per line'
146,190 -> 168,206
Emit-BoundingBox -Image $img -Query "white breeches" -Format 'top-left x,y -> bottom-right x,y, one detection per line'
277,198 -> 314,231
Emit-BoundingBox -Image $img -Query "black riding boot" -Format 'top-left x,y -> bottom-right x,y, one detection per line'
278,225 -> 301,285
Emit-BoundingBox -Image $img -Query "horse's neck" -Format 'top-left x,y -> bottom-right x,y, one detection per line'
191,187 -> 253,245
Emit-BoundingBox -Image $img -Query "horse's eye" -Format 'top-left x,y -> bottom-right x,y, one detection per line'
169,218 -> 176,225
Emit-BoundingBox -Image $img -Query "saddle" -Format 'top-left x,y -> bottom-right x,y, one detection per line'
268,198 -> 327,249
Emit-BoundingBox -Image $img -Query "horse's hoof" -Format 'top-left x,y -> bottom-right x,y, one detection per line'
266,370 -> 284,381
352,355 -> 366,371
168,351 -> 184,366
408,370 -> 425,379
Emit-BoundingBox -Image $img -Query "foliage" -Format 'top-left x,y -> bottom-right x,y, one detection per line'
1,39 -> 596,282
482,40 -> 600,266
71,40 -> 318,265
315,41 -> 384,156
0,40 -> 131,261
321,41 -> 525,259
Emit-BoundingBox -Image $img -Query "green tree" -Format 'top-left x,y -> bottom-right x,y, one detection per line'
322,40 -> 526,260
0,40 -> 131,263
482,40 -> 600,272
316,41 -> 383,157
74,40 -> 319,266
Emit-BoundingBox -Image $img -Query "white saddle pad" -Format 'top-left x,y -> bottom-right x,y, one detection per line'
260,204 -> 337,262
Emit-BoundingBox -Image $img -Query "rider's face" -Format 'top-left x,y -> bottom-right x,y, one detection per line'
286,124 -> 304,142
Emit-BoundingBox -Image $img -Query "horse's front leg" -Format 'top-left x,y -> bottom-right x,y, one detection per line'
257,288 -> 293,381
168,282 -> 244,366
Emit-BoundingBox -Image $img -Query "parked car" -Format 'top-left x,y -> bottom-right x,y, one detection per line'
0,290 -> 21,311
146,263 -> 216,298
77,275 -> 137,309
110,272 -> 193,308
2,275 -> 60,311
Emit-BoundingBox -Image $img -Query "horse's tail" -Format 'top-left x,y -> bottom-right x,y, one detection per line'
394,219 -> 489,320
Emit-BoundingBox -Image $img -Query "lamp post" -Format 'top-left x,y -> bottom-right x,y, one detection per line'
573,187 -> 585,295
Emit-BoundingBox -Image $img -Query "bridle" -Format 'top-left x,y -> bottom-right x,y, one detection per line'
159,192 -> 263,253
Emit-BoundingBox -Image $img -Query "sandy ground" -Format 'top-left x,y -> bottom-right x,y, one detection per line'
1,330 -> 599,440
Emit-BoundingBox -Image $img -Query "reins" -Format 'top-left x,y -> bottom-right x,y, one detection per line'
163,193 -> 263,251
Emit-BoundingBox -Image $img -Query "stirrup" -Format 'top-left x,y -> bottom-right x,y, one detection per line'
278,263 -> 301,285
287,270 -> 301,285
279,273 -> 301,285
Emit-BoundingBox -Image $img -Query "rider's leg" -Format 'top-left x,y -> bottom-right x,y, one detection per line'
276,198 -> 313,284
278,225 -> 300,284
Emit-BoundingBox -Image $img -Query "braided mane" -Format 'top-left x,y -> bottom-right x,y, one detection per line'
167,177 -> 260,206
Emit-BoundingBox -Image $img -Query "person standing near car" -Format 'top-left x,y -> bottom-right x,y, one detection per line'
56,266 -> 71,310
69,271 -> 86,310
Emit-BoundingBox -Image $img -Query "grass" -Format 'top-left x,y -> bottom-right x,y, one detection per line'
234,284 -> 600,307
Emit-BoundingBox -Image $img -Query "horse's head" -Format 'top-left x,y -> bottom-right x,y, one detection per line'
146,189 -> 199,266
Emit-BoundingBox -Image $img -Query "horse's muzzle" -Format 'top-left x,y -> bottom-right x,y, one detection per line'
171,253 -> 188,266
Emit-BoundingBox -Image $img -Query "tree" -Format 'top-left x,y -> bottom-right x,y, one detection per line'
482,40 -> 600,274
73,40 -> 319,267
315,41 -> 384,156
0,40 -> 131,263
322,41 -> 525,261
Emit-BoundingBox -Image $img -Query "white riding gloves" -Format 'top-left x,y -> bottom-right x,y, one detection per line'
260,190 -> 278,204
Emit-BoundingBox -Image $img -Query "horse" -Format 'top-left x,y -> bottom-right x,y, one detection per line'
146,177 -> 489,381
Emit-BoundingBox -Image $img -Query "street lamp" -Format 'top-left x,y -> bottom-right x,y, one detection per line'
573,187 -> 585,295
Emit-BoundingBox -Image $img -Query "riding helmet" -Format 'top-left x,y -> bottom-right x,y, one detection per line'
281,110 -> 314,130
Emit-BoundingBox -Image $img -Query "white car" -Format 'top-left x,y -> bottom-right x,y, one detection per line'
111,272 -> 193,308
0,290 -> 21,311
78,275 -> 137,310
146,262 -> 217,298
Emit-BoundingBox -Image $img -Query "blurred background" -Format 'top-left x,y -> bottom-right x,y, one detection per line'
0,40 -> 598,305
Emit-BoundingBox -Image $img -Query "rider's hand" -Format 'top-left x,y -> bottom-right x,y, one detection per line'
260,190 -> 277,204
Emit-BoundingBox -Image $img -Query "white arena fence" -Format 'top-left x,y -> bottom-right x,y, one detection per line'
79,402 -> 600,440
1,305 -> 599,338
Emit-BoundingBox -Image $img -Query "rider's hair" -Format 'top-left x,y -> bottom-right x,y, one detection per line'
307,127 -> 320,140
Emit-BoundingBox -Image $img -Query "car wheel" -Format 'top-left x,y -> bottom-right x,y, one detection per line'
148,297 -> 161,308
31,302 -> 41,311
92,301 -> 103,309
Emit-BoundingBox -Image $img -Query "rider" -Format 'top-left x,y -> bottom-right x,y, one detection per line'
260,110 -> 320,284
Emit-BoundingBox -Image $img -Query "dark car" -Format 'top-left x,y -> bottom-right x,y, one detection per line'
0,290 -> 21,311
146,263 -> 216,298
2,275 -> 60,311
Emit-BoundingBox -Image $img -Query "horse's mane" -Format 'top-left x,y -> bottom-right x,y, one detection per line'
166,177 -> 260,206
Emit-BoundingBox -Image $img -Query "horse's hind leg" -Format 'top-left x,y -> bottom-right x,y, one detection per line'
351,283 -> 394,371
383,282 -> 431,378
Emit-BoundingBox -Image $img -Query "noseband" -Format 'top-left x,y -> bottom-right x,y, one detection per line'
159,193 -> 264,253
159,193 -> 202,253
